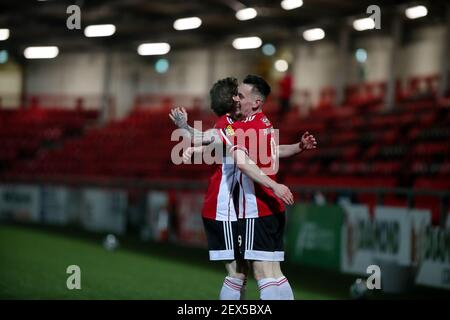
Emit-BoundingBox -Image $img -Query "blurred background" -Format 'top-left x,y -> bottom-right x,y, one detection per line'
0,0 -> 449,299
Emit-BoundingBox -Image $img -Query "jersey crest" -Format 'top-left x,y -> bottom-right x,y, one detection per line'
225,124 -> 235,136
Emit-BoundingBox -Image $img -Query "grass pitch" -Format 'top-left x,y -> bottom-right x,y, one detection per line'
0,224 -> 340,300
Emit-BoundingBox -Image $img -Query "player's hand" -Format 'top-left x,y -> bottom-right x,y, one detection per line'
272,183 -> 294,206
169,107 -> 188,128
182,147 -> 194,163
299,131 -> 317,151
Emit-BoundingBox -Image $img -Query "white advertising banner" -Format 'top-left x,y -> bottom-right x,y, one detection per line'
341,204 -> 450,290
373,206 -> 412,266
410,209 -> 432,266
415,214 -> 450,290
80,188 -> 127,234
341,205 -> 423,273
341,204 -> 375,275
144,191 -> 169,242
0,184 -> 40,222
41,185 -> 71,225
176,192 -> 207,247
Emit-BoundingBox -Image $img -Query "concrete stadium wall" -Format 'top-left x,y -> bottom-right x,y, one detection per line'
22,47 -> 262,118
26,52 -> 105,96
293,40 -> 340,105
293,24 -> 446,105
349,35 -> 393,84
398,24 -> 447,82
13,23 -> 448,117
0,61 -> 23,108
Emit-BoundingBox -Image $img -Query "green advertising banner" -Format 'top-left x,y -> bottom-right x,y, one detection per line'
285,204 -> 344,271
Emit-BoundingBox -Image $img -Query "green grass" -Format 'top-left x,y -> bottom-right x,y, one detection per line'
0,224 -> 337,300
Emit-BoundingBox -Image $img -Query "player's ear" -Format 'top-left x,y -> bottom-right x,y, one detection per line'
253,99 -> 262,110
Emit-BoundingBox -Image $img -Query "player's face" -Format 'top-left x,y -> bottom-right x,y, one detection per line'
237,83 -> 260,117
231,94 -> 243,120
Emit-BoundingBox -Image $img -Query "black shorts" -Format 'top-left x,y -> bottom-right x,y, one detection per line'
202,214 -> 285,262
202,218 -> 239,261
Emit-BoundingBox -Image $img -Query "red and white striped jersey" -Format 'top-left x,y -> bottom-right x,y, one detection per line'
202,115 -> 241,221
217,112 -> 285,219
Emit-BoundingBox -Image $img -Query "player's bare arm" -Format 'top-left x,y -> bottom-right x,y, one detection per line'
180,133 -> 295,206
172,107 -> 317,159
232,148 -> 294,206
169,107 -> 220,145
182,145 -> 205,163
277,131 -> 317,158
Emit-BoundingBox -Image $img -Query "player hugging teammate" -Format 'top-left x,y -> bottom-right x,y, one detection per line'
170,75 -> 317,300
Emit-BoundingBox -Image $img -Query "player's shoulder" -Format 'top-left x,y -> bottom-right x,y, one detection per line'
214,114 -> 234,129
242,112 -> 272,128
258,113 -> 273,128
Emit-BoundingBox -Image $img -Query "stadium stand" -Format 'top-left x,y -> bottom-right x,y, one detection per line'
1,74 -> 448,224
0,105 -> 98,174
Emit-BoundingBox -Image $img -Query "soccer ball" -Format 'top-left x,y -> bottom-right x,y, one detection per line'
349,278 -> 368,300
103,234 -> 119,251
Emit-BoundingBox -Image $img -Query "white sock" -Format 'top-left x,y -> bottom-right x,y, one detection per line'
276,276 -> 294,300
220,277 -> 244,300
258,278 -> 280,300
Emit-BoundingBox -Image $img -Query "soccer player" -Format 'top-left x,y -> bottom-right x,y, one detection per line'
171,77 -> 293,300
170,76 -> 317,300
228,75 -> 312,300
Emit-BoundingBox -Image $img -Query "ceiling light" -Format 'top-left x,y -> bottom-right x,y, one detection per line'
84,24 -> 116,37
281,0 -> 303,11
24,46 -> 59,59
236,8 -> 257,21
405,5 -> 428,19
173,17 -> 202,31
302,28 -> 325,41
232,36 -> 262,50
274,59 -> 289,72
0,29 -> 10,41
137,43 -> 171,56
353,18 -> 375,31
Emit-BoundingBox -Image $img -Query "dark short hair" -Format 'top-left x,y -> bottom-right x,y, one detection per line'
209,77 -> 238,116
243,74 -> 271,100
